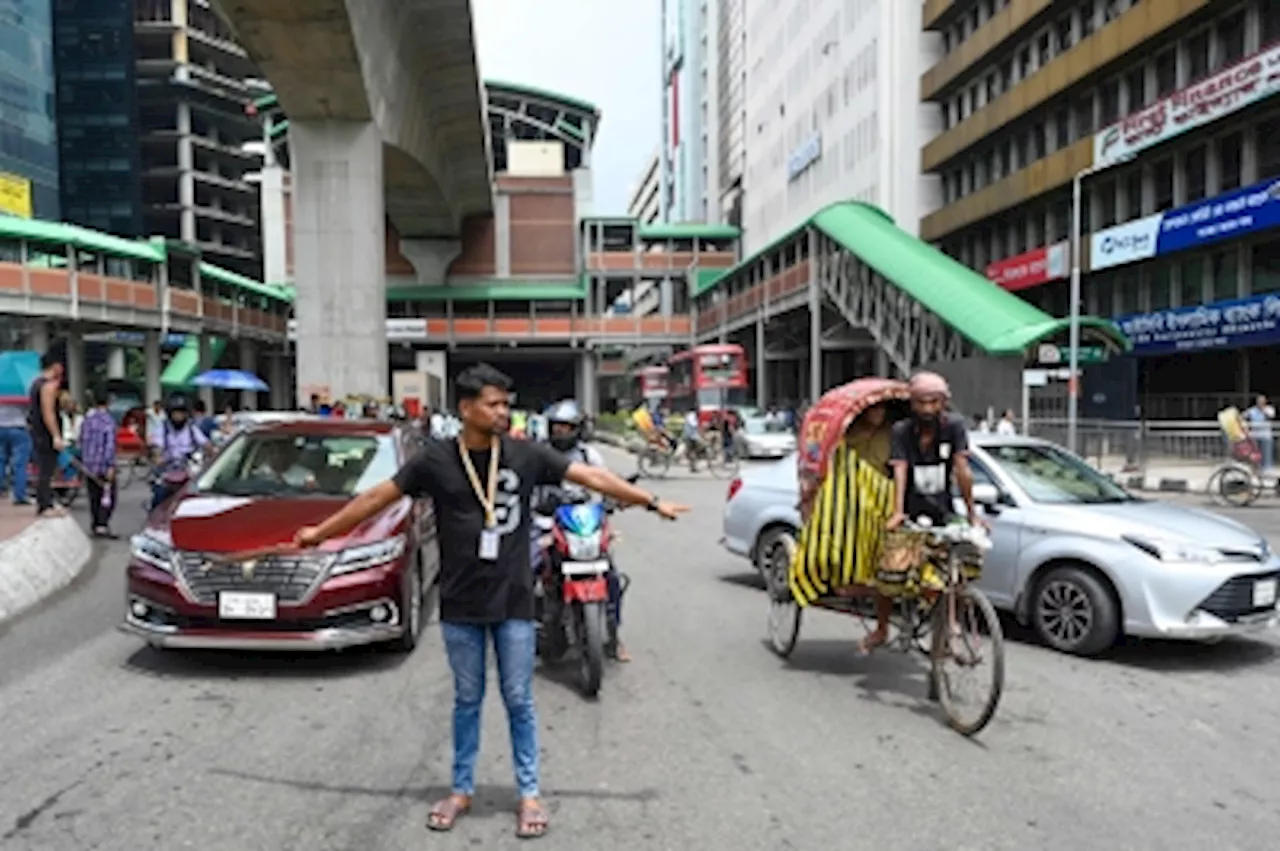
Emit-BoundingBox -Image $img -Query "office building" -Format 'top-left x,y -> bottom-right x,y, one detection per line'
0,0 -> 59,219
626,149 -> 661,224
920,0 -> 1280,418
661,0 -> 723,224
741,0 -> 943,254
55,0 -> 265,278
716,0 -> 746,226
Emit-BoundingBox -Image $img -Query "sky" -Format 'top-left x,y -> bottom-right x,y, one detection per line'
471,0 -> 661,215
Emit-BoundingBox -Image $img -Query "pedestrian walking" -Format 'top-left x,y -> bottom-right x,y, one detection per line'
27,352 -> 66,517
290,363 -> 689,840
996,409 -> 1018,436
79,389 -> 118,538
1245,395 -> 1275,471
0,395 -> 32,505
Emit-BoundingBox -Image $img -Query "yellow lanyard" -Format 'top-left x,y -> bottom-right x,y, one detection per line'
458,437 -> 500,527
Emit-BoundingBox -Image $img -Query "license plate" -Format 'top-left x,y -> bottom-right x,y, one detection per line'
1253,579 -> 1277,608
218,591 -> 277,620
561,559 -> 608,576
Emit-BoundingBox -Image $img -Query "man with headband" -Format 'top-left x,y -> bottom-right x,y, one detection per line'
887,371 -> 983,532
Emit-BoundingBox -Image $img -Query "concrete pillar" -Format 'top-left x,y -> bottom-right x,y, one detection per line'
176,102 -> 196,243
494,193 -> 511,277
575,350 -> 597,415
197,335 -> 214,410
292,120 -> 387,406
144,330 -> 162,404
268,354 -> 289,410
755,316 -> 767,408
808,237 -> 821,405
239,338 -> 258,410
26,320 -> 49,353
66,329 -> 86,407
106,346 -> 127,379
260,164 -> 289,284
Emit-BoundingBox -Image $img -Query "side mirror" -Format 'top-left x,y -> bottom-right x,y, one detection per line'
972,483 -> 1002,507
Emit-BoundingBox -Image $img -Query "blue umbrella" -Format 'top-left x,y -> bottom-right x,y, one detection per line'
192,369 -> 269,392
0,351 -> 38,403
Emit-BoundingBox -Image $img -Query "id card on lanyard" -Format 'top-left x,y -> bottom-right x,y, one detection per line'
459,437 -> 501,560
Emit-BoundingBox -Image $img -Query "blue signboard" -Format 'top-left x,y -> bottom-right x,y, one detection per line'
1116,291 -> 1280,357
1157,177 -> 1280,254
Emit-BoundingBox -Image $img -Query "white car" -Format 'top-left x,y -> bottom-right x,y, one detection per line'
733,416 -> 796,459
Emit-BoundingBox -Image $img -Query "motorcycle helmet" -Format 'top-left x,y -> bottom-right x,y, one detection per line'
545,398 -> 584,452
165,391 -> 191,425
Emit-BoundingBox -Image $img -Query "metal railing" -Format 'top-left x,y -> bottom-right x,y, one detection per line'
1027,418 -> 1228,469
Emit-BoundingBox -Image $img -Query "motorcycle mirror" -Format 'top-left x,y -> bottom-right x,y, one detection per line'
625,473 -> 641,484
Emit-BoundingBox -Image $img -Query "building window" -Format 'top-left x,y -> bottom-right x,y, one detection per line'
1153,159 -> 1174,209
1126,67 -> 1147,111
1253,242 -> 1280,295
1219,132 -> 1243,191
1155,49 -> 1177,97
1218,10 -> 1245,65
1074,95 -> 1094,137
1098,178 -> 1117,227
1125,169 -> 1144,219
1115,270 -> 1140,315
1100,79 -> 1120,124
1186,29 -> 1210,80
1149,262 -> 1172,310
1184,145 -> 1207,202
1081,1 -> 1097,38
1265,1 -> 1280,47
1212,248 -> 1238,301
1180,256 -> 1205,306
1055,106 -> 1070,149
1258,117 -> 1280,178
1055,15 -> 1073,54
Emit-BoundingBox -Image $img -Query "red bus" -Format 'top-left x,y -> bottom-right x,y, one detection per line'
667,344 -> 749,425
633,365 -> 668,407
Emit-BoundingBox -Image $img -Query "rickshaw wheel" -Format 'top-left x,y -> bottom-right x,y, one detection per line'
1209,463 -> 1261,507
765,532 -> 801,657
930,587 -> 1004,737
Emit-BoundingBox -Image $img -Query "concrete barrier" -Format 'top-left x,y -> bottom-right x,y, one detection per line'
0,515 -> 92,623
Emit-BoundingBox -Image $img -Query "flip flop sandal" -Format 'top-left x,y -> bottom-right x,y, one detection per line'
515,801 -> 549,839
426,797 -> 470,832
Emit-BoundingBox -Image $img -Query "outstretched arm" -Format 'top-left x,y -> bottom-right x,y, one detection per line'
564,463 -> 689,520
295,480 -> 405,546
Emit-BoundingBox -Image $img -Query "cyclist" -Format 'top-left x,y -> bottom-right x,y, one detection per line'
540,399 -> 631,661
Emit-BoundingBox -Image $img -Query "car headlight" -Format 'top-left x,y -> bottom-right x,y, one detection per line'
131,532 -> 173,572
329,535 -> 406,576
1123,535 -> 1223,564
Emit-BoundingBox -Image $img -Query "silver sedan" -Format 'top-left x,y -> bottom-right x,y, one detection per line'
721,434 -> 1280,656
732,416 -> 796,460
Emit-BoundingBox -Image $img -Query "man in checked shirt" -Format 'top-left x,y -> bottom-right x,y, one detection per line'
79,389 -> 119,539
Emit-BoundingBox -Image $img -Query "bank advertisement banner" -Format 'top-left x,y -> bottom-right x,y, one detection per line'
985,241 -> 1067,291
0,171 -> 32,218
1094,42 -> 1280,168
1116,292 -> 1280,357
1091,177 -> 1280,271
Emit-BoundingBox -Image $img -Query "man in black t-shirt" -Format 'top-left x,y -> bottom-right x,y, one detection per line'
292,363 -> 688,840
888,371 -> 983,531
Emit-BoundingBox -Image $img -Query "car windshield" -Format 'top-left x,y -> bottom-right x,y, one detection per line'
195,432 -> 398,497
742,417 -> 787,435
984,443 -> 1134,504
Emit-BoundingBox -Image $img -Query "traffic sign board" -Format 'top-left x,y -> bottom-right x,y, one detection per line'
1035,344 -> 1107,365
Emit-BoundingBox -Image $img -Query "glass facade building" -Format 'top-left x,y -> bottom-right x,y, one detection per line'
52,0 -> 141,237
0,0 -> 59,219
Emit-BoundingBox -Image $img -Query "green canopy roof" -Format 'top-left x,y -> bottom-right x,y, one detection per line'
700,201 -> 1126,356
199,262 -> 293,305
0,216 -> 164,263
387,279 -> 587,302
639,223 -> 742,242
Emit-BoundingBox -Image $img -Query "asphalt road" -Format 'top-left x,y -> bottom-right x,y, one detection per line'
2,449 -> 1280,850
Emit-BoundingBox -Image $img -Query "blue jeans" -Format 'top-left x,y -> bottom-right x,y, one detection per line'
441,619 -> 539,799
0,427 -> 31,501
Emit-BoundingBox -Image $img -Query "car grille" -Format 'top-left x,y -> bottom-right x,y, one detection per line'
173,551 -> 330,603
1196,571 -> 1280,623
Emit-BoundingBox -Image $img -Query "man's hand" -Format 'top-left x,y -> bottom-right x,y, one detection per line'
886,512 -> 906,530
654,500 -> 690,521
967,510 -> 991,532
53,437 -> 66,451
295,526 -> 324,548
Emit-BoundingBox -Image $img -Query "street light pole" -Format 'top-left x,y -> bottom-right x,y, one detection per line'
1067,166 -> 1086,455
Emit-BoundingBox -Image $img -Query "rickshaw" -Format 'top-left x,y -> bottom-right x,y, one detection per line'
1207,406 -> 1278,506
115,406 -> 150,488
763,378 -> 1006,736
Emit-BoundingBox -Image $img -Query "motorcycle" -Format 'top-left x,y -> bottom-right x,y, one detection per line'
533,477 -> 636,698
147,449 -> 205,511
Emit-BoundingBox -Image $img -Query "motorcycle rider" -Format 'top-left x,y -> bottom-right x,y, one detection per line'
148,391 -> 209,510
536,399 -> 631,662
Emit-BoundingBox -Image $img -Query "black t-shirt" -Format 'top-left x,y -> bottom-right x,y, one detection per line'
889,413 -> 969,525
393,436 -> 571,623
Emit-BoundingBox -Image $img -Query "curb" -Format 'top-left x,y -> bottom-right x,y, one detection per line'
0,515 -> 93,623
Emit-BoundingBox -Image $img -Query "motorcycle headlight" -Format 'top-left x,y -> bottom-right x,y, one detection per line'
131,532 -> 173,572
566,534 -> 599,561
1123,535 -> 1223,564
330,535 -> 406,575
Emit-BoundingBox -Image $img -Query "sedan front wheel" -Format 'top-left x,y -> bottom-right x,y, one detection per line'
1032,565 -> 1119,656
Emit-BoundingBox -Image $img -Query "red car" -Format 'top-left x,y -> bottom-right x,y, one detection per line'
120,419 -> 439,652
